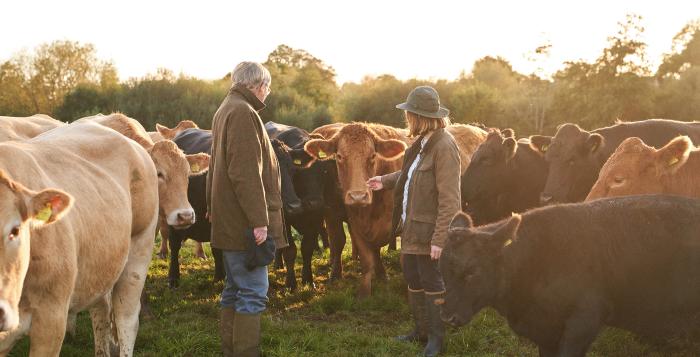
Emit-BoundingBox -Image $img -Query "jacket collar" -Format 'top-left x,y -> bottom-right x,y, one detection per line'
230,83 -> 266,112
418,128 -> 447,154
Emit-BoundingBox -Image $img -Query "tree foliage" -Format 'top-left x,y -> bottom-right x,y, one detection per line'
1,15 -> 700,136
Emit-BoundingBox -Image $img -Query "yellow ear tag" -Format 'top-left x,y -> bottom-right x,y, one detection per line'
36,204 -> 52,222
318,150 -> 327,159
293,159 -> 302,165
541,144 -> 548,152
191,163 -> 200,172
503,239 -> 513,248
668,157 -> 679,166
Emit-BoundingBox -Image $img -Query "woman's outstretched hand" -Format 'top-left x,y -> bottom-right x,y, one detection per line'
367,176 -> 383,191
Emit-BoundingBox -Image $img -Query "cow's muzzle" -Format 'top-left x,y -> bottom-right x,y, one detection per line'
345,190 -> 371,206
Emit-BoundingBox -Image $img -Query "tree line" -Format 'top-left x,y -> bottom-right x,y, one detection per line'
1,14 -> 698,136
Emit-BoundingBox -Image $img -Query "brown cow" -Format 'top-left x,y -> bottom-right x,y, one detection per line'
586,136 -> 698,200
305,122 -> 486,296
0,121 -> 158,356
78,114 -> 210,229
306,123 -> 406,296
0,115 -> 63,141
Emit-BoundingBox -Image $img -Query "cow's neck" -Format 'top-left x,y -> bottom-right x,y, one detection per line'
490,237 -> 531,318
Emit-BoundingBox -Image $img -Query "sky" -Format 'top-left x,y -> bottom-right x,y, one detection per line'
1,0 -> 698,84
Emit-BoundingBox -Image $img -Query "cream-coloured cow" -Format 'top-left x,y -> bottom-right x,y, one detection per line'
147,120 -> 207,259
0,115 -> 63,141
0,121 -> 158,356
78,114 -> 210,230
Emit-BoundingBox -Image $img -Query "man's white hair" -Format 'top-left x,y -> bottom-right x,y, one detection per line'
231,62 -> 271,89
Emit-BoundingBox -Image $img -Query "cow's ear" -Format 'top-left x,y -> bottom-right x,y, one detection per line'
501,128 -> 515,138
448,211 -> 473,234
503,138 -> 517,161
175,120 -> 198,130
28,189 -> 73,225
656,136 -> 691,175
309,133 -> 325,140
305,139 -> 337,160
155,123 -> 176,139
186,153 -> 210,176
375,139 -> 407,160
586,134 -> 604,155
529,135 -> 552,155
488,214 -> 521,251
290,148 -> 316,168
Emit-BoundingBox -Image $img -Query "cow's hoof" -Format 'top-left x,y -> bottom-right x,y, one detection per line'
286,279 -> 298,292
156,252 -> 167,259
195,252 -> 208,260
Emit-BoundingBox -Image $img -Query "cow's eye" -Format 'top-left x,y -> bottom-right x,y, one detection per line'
612,176 -> 625,186
8,226 -> 20,241
157,172 -> 165,180
335,154 -> 343,161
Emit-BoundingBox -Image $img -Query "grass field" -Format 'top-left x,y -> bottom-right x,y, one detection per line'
7,232 -> 700,356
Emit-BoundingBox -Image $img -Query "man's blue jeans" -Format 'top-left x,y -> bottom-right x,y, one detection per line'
220,250 -> 269,314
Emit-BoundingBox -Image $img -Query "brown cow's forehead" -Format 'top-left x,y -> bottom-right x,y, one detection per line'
334,125 -> 377,155
600,151 -> 650,177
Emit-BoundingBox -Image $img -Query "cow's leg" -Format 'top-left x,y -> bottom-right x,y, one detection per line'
156,214 -> 169,259
353,236 -> 375,298
89,293 -> 113,357
387,237 -> 397,251
274,249 -> 284,269
168,233 -> 183,289
300,229 -> 316,287
318,220 -> 330,250
27,302 -> 68,357
373,247 -> 386,281
212,247 -> 226,282
556,296 -> 604,357
326,215 -> 346,280
112,227 -> 155,357
282,224 -> 298,291
194,242 -> 207,260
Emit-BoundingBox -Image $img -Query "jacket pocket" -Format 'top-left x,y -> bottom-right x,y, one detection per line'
410,215 -> 436,244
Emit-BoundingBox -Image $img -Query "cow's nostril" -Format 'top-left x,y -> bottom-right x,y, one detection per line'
177,211 -> 194,223
349,191 -> 369,201
285,201 -> 304,215
0,307 -> 5,330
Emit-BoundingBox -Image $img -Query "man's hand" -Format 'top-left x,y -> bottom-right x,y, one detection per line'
253,226 -> 268,245
205,211 -> 210,222
367,176 -> 383,191
430,245 -> 442,260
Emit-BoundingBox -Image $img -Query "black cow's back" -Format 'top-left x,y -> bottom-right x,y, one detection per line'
507,194 -> 700,336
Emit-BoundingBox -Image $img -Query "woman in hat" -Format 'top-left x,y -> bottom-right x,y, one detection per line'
367,86 -> 461,357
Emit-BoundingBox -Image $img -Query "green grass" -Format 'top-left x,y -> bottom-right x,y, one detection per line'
8,233 -> 700,356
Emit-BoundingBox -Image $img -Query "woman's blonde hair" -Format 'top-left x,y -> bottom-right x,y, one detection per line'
405,111 -> 450,137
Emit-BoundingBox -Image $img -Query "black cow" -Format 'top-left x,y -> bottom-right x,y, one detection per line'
532,119 -> 700,204
461,129 -> 548,225
440,194 -> 700,357
266,121 -> 329,289
167,128 -> 224,288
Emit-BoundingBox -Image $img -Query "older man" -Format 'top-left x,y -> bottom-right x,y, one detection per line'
207,61 -> 286,357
